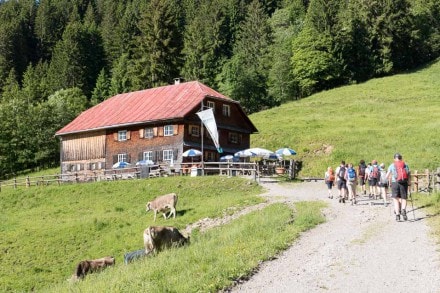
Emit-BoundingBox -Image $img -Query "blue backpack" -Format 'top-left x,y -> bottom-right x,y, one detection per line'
347,168 -> 356,182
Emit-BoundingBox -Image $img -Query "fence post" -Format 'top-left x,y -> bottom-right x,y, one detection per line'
14,177 -> 17,189
413,170 -> 418,192
75,173 -> 79,183
26,176 -> 30,188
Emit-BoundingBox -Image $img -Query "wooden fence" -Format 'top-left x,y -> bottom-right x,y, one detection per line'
1,165 -> 437,193
0,162 -> 283,191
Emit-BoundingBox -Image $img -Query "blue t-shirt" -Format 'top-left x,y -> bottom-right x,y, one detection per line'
387,162 -> 409,183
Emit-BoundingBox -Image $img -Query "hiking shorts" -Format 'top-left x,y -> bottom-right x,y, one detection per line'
326,181 -> 334,190
369,178 -> 378,186
358,177 -> 366,186
337,180 -> 346,190
391,181 -> 408,199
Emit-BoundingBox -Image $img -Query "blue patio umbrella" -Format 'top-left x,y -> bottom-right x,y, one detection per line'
220,155 -> 239,162
275,148 -> 297,156
112,161 -> 132,168
182,149 -> 202,157
136,160 -> 154,166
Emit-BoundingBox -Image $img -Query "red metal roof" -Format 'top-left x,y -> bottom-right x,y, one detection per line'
56,81 -> 232,136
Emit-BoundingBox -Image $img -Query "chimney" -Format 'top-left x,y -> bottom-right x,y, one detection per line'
174,77 -> 184,85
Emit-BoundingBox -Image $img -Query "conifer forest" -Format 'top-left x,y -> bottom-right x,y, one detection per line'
0,0 -> 439,176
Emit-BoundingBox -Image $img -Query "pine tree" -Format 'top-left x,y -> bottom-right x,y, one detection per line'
181,0 -> 228,86
131,0 -> 182,88
91,68 -> 110,105
217,0 -> 274,113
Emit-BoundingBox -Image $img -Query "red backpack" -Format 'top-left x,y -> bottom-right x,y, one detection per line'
370,165 -> 379,179
394,161 -> 409,183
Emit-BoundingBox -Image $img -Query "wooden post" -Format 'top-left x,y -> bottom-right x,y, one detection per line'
26,176 -> 30,188
75,173 -> 79,183
413,170 -> 418,192
14,177 -> 17,189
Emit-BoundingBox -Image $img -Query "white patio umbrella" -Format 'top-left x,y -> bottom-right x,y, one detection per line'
182,149 -> 202,157
182,148 -> 202,163
112,161 -> 132,168
275,148 -> 297,156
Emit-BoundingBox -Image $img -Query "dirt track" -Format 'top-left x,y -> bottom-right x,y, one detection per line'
228,179 -> 440,293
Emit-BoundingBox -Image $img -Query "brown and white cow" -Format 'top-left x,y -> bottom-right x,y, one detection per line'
143,226 -> 189,255
71,256 -> 115,281
146,193 -> 178,222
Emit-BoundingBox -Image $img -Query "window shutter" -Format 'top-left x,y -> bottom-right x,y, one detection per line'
153,127 -> 158,136
113,155 -> 117,164
173,149 -> 178,160
127,154 -> 131,163
127,131 -> 131,140
139,129 -> 144,138
113,133 -> 118,141
138,152 -> 143,161
152,151 -> 157,161
158,127 -> 164,136
173,124 -> 178,135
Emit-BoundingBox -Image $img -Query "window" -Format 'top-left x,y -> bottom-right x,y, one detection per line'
206,151 -> 215,161
118,153 -> 127,162
229,132 -> 238,144
164,125 -> 173,136
163,149 -> 173,161
143,151 -> 153,161
118,130 -> 127,141
145,128 -> 154,138
207,101 -> 215,111
190,125 -> 200,137
222,104 -> 230,117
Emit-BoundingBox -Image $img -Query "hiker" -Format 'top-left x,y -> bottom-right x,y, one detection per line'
368,160 -> 380,199
357,160 -> 367,195
365,163 -> 372,197
378,163 -> 389,207
345,163 -> 357,205
386,153 -> 411,221
324,166 -> 335,199
335,161 -> 347,203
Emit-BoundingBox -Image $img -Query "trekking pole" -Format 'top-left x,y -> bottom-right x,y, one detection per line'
408,187 -> 416,221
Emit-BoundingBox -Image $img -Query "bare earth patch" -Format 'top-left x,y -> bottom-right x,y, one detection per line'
213,179 -> 440,293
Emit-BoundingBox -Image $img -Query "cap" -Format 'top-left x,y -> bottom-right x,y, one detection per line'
394,153 -> 402,159
380,163 -> 385,168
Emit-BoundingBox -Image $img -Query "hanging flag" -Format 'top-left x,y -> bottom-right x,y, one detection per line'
196,108 -> 223,153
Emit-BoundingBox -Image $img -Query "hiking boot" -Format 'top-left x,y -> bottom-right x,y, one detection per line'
342,198 -> 345,204
402,209 -> 408,221
395,214 -> 400,221
338,198 -> 341,203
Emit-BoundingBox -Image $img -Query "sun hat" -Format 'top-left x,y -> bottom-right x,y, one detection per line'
394,153 -> 402,159
380,163 -> 385,168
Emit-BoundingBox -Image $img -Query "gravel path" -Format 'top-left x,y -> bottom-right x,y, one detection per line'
229,179 -> 440,293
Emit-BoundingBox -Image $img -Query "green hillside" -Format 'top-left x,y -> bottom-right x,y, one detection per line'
250,59 -> 440,176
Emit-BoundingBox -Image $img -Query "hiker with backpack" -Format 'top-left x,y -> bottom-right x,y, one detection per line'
357,160 -> 367,195
335,161 -> 347,203
345,163 -> 358,205
324,166 -> 335,199
378,163 -> 389,207
368,160 -> 380,199
386,153 -> 411,221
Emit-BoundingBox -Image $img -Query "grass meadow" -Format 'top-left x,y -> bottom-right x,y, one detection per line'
0,176 -> 325,292
250,59 -> 440,176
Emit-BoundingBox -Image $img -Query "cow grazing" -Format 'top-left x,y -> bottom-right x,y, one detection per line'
71,256 -> 115,281
146,193 -> 178,222
143,226 -> 189,255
